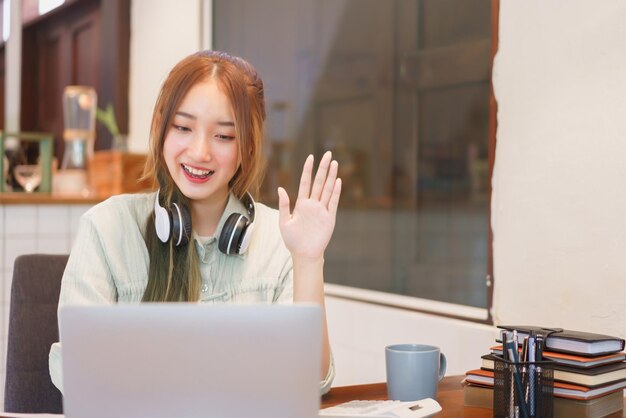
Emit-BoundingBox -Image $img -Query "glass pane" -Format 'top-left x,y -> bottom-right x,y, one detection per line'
214,0 -> 492,309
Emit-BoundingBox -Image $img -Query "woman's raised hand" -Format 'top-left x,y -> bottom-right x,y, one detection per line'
278,151 -> 342,261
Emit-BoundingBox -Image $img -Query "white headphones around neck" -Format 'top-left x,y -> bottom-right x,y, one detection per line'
153,190 -> 256,255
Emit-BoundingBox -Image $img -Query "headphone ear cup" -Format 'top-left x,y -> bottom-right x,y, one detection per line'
238,221 -> 254,254
178,203 -> 192,246
154,192 -> 172,243
219,213 -> 249,255
170,202 -> 192,247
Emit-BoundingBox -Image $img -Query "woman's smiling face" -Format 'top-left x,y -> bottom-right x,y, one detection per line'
163,79 -> 240,207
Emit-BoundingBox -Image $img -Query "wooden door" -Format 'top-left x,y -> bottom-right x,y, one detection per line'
32,0 -> 100,162
12,0 -> 129,163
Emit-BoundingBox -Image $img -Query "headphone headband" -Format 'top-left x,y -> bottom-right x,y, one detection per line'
240,192 -> 256,222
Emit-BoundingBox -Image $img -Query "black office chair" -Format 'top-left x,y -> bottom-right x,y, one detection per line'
4,254 -> 67,413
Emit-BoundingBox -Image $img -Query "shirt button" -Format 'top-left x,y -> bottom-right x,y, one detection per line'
201,284 -> 209,293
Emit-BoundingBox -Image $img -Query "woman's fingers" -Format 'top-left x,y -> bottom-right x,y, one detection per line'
297,151 -> 340,207
310,151 -> 332,201
277,187 -> 291,225
298,154 -> 314,200
328,178 -> 342,215
320,160 -> 338,207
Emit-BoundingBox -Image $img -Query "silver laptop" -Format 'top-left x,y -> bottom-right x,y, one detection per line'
59,304 -> 322,418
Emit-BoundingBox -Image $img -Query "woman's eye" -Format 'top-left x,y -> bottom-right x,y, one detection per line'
173,124 -> 191,133
215,134 -> 236,141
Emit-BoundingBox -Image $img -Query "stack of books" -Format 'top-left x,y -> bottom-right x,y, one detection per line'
464,326 -> 626,417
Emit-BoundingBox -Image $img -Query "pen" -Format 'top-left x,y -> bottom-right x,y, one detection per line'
506,334 -> 530,418
500,330 -> 509,360
535,334 -> 544,361
521,337 -> 529,404
505,332 -> 514,417
528,333 -> 536,417
535,335 -> 544,415
513,330 -> 519,418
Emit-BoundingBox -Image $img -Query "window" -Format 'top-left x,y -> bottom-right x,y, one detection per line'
214,0 -> 496,321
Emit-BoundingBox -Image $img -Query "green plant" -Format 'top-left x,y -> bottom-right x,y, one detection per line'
96,103 -> 119,137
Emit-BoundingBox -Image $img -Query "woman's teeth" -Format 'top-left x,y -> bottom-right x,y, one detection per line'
182,164 -> 214,178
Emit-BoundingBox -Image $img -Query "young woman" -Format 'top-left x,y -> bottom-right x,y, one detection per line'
48,50 -> 341,394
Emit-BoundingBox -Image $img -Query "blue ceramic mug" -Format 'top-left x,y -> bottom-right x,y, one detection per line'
385,344 -> 447,401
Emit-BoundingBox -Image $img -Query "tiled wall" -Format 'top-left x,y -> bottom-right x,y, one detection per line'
0,203 -> 92,410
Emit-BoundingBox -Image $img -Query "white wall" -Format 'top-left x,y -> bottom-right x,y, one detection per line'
121,0 -> 626,387
491,0 -> 626,337
325,297 -> 497,386
128,0 -> 202,152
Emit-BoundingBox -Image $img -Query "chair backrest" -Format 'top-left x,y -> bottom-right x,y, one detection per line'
4,254 -> 68,413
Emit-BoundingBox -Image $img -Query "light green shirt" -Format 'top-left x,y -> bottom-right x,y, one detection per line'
49,192 -> 334,394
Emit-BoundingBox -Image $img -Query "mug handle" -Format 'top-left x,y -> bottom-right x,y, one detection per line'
438,352 -> 447,381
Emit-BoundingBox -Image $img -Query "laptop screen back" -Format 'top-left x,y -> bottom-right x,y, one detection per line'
59,304 -> 322,418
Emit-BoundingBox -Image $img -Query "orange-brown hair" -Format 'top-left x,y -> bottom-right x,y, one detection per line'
142,50 -> 266,302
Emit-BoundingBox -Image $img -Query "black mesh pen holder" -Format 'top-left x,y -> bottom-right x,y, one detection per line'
493,356 -> 554,418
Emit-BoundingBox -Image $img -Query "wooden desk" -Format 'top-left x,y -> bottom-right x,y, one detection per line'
0,376 -> 622,417
322,375 -> 626,417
